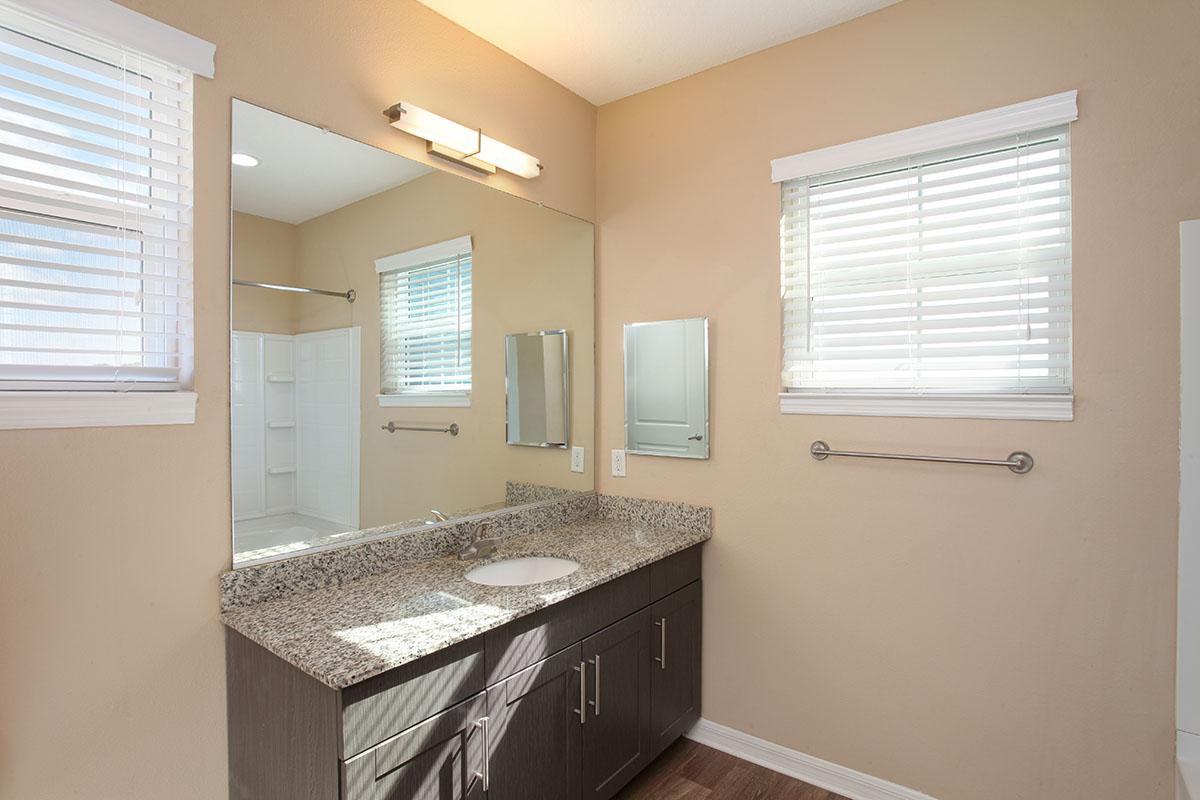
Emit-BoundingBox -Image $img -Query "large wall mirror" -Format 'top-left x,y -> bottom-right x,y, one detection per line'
229,100 -> 594,566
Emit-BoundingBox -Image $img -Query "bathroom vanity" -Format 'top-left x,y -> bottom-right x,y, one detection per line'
221,501 -> 707,800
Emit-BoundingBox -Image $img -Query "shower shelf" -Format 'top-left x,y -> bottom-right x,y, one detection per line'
267,420 -> 296,429
266,466 -> 296,475
266,373 -> 295,383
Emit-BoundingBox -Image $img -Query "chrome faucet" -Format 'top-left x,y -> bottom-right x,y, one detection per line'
458,520 -> 500,560
426,509 -> 449,525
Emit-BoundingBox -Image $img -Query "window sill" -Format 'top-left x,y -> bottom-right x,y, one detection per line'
0,391 -> 198,430
779,392 -> 1073,421
377,392 -> 471,408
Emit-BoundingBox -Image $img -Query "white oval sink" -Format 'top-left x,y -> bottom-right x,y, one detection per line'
465,556 -> 579,586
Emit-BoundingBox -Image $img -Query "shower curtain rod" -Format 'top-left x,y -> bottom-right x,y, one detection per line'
233,278 -> 356,303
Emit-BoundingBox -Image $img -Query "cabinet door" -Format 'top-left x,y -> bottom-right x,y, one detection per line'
580,608 -> 652,800
486,644 -> 582,800
342,692 -> 487,800
648,581 -> 702,759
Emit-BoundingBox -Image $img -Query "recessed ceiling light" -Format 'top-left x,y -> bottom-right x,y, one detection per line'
231,152 -> 259,167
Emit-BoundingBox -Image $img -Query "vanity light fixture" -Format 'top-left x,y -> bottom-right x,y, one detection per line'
384,101 -> 542,179
231,152 -> 259,167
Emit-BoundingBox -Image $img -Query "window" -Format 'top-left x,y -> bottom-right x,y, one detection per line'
775,92 -> 1076,420
0,2 -> 212,428
376,236 -> 472,407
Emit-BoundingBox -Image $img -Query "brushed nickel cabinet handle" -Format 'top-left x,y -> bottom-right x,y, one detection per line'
573,662 -> 586,724
587,655 -> 601,716
474,715 -> 490,791
653,618 -> 667,670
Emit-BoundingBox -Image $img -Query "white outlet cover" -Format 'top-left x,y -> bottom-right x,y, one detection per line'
571,446 -> 585,473
611,449 -> 626,477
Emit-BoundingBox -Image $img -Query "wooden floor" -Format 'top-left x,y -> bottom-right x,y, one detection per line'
616,738 -> 852,800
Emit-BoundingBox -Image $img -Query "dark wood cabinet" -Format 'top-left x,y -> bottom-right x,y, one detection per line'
341,692 -> 487,800
580,608 -> 652,800
226,545 -> 703,800
648,581 -> 702,759
486,644 -> 583,800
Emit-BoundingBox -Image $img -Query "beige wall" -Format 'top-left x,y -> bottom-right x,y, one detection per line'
0,1 -> 595,798
595,1 -> 1199,798
231,212 -> 298,334
290,170 -> 594,526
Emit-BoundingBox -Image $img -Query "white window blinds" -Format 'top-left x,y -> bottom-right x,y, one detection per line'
781,125 -> 1071,395
0,4 -> 193,391
378,241 -> 472,396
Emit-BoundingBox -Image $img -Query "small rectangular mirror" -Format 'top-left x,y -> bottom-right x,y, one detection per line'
506,330 -> 569,448
624,317 -> 709,459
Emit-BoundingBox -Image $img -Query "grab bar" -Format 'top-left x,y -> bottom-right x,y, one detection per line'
810,440 -> 1033,474
382,421 -> 459,436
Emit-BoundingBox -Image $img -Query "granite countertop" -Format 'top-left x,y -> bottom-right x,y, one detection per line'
220,515 -> 710,689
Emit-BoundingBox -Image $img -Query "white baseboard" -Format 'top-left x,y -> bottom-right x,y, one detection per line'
686,718 -> 939,800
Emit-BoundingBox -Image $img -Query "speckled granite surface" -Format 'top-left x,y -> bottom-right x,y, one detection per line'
598,494 -> 712,535
220,497 -> 710,689
505,481 -> 574,505
220,491 -> 598,611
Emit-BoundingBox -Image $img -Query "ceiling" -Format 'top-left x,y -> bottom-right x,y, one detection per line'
231,101 -> 433,225
415,0 -> 901,105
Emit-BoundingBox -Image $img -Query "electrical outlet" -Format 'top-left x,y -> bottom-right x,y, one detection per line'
570,446 -> 585,473
611,449 -> 627,477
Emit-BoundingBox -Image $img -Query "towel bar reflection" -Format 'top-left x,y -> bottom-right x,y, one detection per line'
382,421 -> 459,436
810,440 -> 1033,474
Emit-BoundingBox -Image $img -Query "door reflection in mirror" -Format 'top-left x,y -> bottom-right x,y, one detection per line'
623,318 -> 709,459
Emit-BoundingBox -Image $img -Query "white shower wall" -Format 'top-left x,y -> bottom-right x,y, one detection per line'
295,328 -> 361,528
231,331 -> 265,520
231,328 -> 360,531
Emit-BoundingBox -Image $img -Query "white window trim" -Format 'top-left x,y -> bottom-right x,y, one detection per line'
0,391 -> 197,430
377,392 -> 471,408
771,90 -> 1077,183
779,392 -> 1073,421
7,0 -> 216,78
374,235 -> 473,275
775,90 -> 1078,421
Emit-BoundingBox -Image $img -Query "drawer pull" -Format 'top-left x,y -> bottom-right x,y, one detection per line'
573,662 -> 586,724
654,617 -> 667,670
587,655 -> 601,716
474,715 -> 490,791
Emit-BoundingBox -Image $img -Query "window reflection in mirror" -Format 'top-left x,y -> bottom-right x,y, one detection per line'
229,100 -> 594,566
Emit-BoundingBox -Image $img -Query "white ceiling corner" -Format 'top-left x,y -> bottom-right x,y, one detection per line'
231,101 -> 434,225
415,0 -> 902,105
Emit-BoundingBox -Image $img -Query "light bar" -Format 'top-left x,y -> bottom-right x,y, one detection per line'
384,101 -> 542,179
478,135 -> 541,180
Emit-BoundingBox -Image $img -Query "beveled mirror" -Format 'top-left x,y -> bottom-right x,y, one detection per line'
505,330 -> 569,448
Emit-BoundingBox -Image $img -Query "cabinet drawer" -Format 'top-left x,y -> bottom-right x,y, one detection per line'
341,636 -> 485,758
485,567 -> 650,684
649,545 -> 702,602
342,691 -> 487,800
